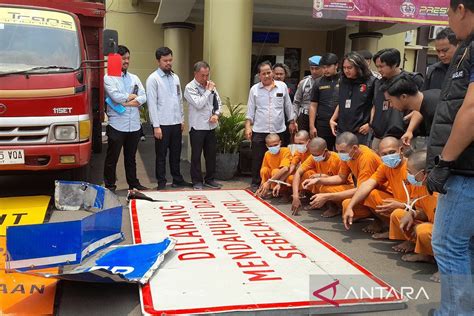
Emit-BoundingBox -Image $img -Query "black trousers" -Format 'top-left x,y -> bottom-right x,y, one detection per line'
317,122 -> 336,151
103,125 -> 141,189
297,114 -> 310,133
251,131 -> 285,186
189,128 -> 216,184
155,124 -> 185,186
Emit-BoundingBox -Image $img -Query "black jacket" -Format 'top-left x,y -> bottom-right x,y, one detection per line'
427,35 -> 474,175
423,61 -> 449,91
372,71 -> 424,138
338,75 -> 376,134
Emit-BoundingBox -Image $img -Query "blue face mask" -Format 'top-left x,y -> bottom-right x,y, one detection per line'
381,153 -> 402,169
338,152 -> 351,162
295,144 -> 307,154
313,154 -> 325,162
407,172 -> 424,186
268,145 -> 281,155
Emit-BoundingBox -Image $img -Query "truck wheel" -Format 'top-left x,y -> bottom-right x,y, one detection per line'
92,118 -> 103,154
71,164 -> 90,182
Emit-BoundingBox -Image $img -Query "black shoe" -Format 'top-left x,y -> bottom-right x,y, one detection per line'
172,181 -> 193,188
156,183 -> 166,190
129,184 -> 149,191
204,180 -> 221,189
105,185 -> 116,193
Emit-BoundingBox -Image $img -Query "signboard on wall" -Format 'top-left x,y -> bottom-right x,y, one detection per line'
313,0 -> 449,26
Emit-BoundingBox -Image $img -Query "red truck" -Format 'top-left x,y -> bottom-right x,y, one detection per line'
0,0 -> 112,180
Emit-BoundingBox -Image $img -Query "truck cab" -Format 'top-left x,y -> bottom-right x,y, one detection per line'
0,1 -> 106,180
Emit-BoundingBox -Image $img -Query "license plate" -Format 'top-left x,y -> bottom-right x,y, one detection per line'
0,149 -> 25,165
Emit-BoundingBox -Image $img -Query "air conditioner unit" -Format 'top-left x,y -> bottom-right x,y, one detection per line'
429,26 -> 446,40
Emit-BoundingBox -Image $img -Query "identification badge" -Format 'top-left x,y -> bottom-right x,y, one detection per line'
276,92 -> 283,97
176,84 -> 180,96
345,99 -> 351,109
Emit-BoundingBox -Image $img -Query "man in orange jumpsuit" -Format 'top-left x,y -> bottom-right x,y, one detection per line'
255,133 -> 292,198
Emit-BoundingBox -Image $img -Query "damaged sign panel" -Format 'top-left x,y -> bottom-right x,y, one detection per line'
6,181 -> 123,270
130,190 -> 406,315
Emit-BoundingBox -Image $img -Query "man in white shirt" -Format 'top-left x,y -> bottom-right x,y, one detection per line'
245,60 -> 297,191
146,47 -> 192,190
103,45 -> 148,192
184,61 -> 223,190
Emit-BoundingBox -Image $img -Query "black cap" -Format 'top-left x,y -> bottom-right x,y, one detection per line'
320,53 -> 339,66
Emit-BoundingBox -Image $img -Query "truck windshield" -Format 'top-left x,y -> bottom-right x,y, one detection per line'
0,7 -> 80,74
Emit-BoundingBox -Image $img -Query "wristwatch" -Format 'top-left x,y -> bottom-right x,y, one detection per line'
434,155 -> 455,168
213,110 -> 221,116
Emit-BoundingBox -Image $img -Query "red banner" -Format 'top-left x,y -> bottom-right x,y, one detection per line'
313,0 -> 449,26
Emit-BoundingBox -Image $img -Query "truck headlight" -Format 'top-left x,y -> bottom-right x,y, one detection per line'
55,125 -> 77,140
79,119 -> 91,141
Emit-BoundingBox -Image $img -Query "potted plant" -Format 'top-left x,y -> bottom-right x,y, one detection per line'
214,97 -> 246,180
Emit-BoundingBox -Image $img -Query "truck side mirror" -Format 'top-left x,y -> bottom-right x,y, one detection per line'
103,29 -> 118,55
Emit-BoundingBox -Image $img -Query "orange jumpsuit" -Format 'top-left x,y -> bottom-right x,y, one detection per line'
390,186 -> 438,256
295,151 -> 344,193
287,151 -> 312,186
320,145 -> 381,220
363,160 -> 409,223
260,147 -> 292,186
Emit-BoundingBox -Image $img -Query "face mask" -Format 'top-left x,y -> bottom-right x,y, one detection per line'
296,144 -> 307,154
313,154 -> 325,162
407,170 -> 424,186
338,152 -> 351,162
268,145 -> 281,155
381,153 -> 402,169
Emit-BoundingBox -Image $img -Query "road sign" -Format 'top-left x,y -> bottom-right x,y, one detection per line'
130,190 -> 406,315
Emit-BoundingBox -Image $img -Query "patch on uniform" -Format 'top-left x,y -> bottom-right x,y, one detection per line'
452,70 -> 464,79
360,84 -> 367,93
319,85 -> 330,90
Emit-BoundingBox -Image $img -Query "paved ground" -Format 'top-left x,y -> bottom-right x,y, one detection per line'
0,134 -> 440,315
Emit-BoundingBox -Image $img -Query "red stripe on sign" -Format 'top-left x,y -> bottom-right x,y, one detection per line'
129,189 -> 402,315
130,199 -> 142,244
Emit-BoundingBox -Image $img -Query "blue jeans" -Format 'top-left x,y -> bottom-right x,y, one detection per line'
432,175 -> 474,315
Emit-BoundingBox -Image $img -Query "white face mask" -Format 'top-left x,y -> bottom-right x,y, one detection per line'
295,144 -> 307,154
268,145 -> 281,155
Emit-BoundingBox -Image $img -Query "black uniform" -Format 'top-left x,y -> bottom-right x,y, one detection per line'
423,61 -> 449,91
311,74 -> 339,149
427,35 -> 474,174
338,75 -> 376,145
372,71 -> 424,139
418,89 -> 441,136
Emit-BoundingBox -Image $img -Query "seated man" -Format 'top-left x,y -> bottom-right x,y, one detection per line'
275,130 -> 311,199
292,137 -> 343,215
389,149 -> 439,282
255,133 -> 292,198
343,137 -> 409,237
302,132 -> 381,221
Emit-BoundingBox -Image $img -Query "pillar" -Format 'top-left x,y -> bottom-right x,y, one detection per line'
203,0 -> 253,105
163,22 -> 195,84
349,32 -> 383,53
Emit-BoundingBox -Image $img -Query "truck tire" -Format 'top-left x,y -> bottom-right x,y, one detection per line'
92,117 -> 103,154
71,164 -> 90,182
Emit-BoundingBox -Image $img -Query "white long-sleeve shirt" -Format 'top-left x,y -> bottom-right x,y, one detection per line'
146,68 -> 184,128
104,72 -> 146,132
184,79 -> 222,131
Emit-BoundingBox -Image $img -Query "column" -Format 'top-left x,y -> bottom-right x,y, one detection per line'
203,0 -> 253,105
163,22 -> 195,84
349,32 -> 383,53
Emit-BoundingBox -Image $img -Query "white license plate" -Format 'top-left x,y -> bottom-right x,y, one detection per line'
0,149 -> 25,165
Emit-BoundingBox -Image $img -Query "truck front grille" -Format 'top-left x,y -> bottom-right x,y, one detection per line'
0,125 -> 49,145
